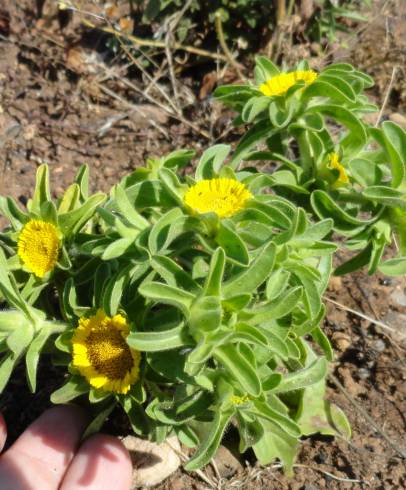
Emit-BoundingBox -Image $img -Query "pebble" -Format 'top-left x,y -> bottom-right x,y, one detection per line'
358,368 -> 370,380
372,339 -> 386,353
331,332 -> 351,352
213,445 -> 243,478
121,435 -> 181,488
390,287 -> 406,307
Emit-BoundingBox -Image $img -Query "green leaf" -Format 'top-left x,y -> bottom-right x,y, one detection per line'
185,408 -> 234,470
114,185 -> 150,229
253,419 -> 298,475
254,56 -> 280,84
0,354 -> 18,393
151,255 -> 199,291
148,208 -> 183,254
102,264 -> 133,316
311,190 -> 375,233
0,197 -> 28,228
244,286 -> 302,324
307,104 -> 367,153
379,256 -> 406,276
190,296 -> 222,335
334,243 -> 372,275
51,376 -> 89,403
58,193 -> 106,236
230,119 -> 274,168
241,96 -> 270,123
82,401 -> 116,439
139,282 -> 194,317
75,164 -> 89,200
252,400 -> 301,438
381,121 -> 406,188
214,345 -> 262,397
363,186 -> 406,210
58,184 -> 80,213
223,241 -> 276,298
215,222 -> 249,266
195,145 -> 231,180
29,164 -> 51,214
25,325 -> 53,392
203,248 -> 225,296
127,324 -> 189,352
311,327 -> 334,361
273,358 -> 328,393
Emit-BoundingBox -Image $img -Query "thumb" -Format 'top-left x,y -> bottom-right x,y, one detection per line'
0,414 -> 7,452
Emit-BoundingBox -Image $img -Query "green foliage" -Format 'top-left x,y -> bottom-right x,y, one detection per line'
215,58 -> 406,275
5,57 -> 403,477
0,138 -> 347,474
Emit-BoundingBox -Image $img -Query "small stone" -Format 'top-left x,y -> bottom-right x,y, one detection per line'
372,339 -> 386,352
213,445 -> 243,478
304,485 -> 320,490
331,332 -> 351,352
328,276 -> 342,293
358,368 -> 370,380
391,287 -> 406,307
121,435 -> 181,488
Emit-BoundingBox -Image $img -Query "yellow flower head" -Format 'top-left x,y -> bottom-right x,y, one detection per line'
259,70 -> 318,97
184,178 -> 252,219
17,220 -> 61,278
328,152 -> 349,188
72,310 -> 141,394
231,394 -> 250,406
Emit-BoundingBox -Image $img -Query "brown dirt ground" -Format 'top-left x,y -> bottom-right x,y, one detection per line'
0,1 -> 405,489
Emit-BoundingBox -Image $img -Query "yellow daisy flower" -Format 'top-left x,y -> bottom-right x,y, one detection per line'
72,310 -> 141,394
328,152 -> 349,188
231,394 -> 250,406
17,219 -> 61,278
259,70 -> 318,97
184,178 -> 252,219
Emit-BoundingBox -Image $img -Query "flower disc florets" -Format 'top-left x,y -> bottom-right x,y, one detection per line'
184,178 -> 252,219
72,310 -> 141,394
17,219 -> 61,278
259,70 -> 318,97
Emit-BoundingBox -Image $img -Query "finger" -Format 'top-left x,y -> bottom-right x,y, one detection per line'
0,405 -> 87,490
60,434 -> 132,490
0,413 -> 7,452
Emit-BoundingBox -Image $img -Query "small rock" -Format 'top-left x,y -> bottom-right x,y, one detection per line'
358,368 -> 370,380
391,287 -> 406,307
213,445 -> 243,478
304,485 -> 320,490
381,311 -> 406,337
389,113 -> 406,131
338,367 -> 366,396
331,332 -> 351,352
328,276 -> 342,293
121,435 -> 181,488
372,339 -> 386,353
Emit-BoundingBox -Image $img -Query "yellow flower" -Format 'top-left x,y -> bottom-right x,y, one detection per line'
231,394 -> 250,406
17,220 -> 61,278
184,178 -> 252,219
72,310 -> 141,394
259,70 -> 318,97
328,152 -> 349,188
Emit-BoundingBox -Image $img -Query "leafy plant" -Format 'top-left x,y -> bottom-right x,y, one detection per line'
0,142 -> 349,473
214,57 -> 406,275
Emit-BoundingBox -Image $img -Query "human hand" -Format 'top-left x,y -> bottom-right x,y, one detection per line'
0,406 -> 132,490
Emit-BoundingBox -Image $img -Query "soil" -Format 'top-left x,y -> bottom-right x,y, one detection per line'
1,1 -> 405,489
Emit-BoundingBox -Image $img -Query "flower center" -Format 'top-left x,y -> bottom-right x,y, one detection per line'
184,178 -> 252,219
18,220 -> 60,278
86,327 -> 134,379
259,70 -> 318,97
